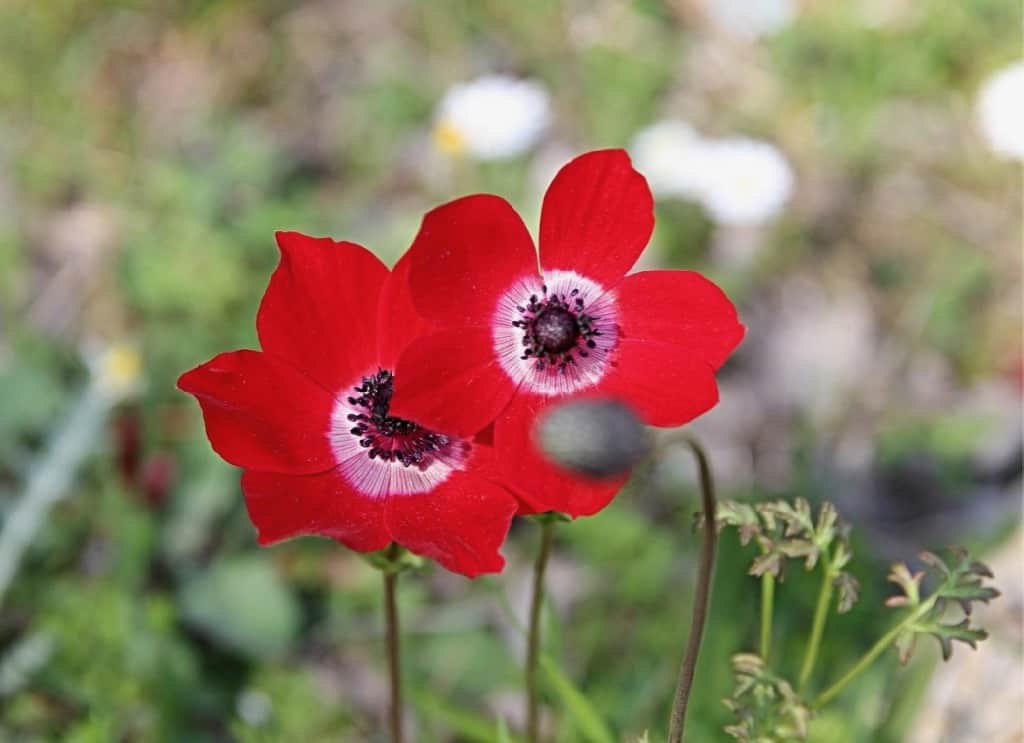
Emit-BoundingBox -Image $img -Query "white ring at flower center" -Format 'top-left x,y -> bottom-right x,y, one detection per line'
328,372 -> 469,498
491,270 -> 619,397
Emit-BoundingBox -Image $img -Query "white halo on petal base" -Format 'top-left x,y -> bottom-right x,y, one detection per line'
328,371 -> 470,498
491,269 -> 620,397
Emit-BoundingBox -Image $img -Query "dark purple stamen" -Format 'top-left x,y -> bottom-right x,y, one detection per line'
346,370 -> 454,467
513,286 -> 602,373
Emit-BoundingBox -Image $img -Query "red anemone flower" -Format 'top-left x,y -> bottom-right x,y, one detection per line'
390,149 -> 744,517
177,233 -> 518,578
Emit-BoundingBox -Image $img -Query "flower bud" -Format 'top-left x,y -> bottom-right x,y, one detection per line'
536,399 -> 652,479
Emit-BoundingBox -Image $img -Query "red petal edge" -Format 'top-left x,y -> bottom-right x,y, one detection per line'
601,339 -> 720,428
615,270 -> 745,370
390,327 -> 516,438
177,350 -> 337,474
407,194 -> 538,328
539,149 -> 654,285
258,231 -> 388,390
377,249 -> 434,369
495,393 -> 628,518
242,468 -> 391,552
387,452 -> 517,578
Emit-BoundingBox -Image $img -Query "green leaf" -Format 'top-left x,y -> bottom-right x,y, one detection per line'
180,556 -> 299,659
922,619 -> 989,661
715,500 -> 762,545
496,716 -> 512,743
413,689 -> 522,743
885,563 -> 923,607
539,655 -> 615,743
834,573 -> 861,614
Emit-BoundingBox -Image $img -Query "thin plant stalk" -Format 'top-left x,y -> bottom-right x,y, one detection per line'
760,573 -> 775,662
526,518 -> 556,743
813,599 -> 934,708
798,553 -> 835,691
667,435 -> 718,743
383,543 -> 404,743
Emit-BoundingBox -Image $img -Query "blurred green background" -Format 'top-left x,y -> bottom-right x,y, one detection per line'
0,1 -> 1021,741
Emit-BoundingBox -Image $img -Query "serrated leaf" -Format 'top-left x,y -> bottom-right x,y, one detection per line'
834,573 -> 860,614
887,563 -> 923,606
921,619 -> 989,661
940,584 -> 1001,615
716,501 -> 763,545
759,499 -> 814,538
831,539 -> 853,572
919,550 -> 951,577
725,653 -> 810,742
778,538 -> 820,570
893,629 -> 918,665
968,560 -> 994,579
814,503 -> 838,546
750,551 -> 783,578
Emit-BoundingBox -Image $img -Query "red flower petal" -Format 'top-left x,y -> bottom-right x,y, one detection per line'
390,327 -> 516,438
177,350 -> 336,474
387,462 -> 517,578
241,468 -> 390,552
539,149 -> 654,285
601,339 -> 720,427
616,270 -> 745,370
258,232 -> 388,390
407,194 -> 538,327
377,249 -> 433,369
494,393 -> 628,517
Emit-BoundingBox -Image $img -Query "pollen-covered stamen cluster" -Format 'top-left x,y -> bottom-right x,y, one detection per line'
345,369 -> 454,468
512,284 -> 602,373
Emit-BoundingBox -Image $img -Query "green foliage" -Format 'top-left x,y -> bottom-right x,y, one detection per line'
22,582 -> 198,741
886,548 -> 999,663
540,655 -> 616,743
180,555 -> 301,659
231,666 -> 354,743
0,0 -> 1016,740
715,498 -> 860,614
724,654 -> 810,743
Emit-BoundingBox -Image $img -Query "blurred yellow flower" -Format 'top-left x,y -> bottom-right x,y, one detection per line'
93,343 -> 143,399
432,120 -> 467,156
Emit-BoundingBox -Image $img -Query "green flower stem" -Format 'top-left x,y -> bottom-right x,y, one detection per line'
526,518 -> 556,743
667,435 -> 718,743
760,573 -> 775,662
813,598 -> 935,709
383,543 -> 404,743
798,552 -> 835,691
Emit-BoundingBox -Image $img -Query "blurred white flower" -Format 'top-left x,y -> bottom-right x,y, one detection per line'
433,75 -> 551,160
695,137 -> 794,225
703,0 -> 797,39
628,120 -> 710,200
85,341 -> 144,401
976,61 -> 1024,161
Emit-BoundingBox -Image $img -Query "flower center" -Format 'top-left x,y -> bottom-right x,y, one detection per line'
344,369 -> 457,468
512,283 -> 602,372
492,270 -> 619,397
532,306 -> 580,354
